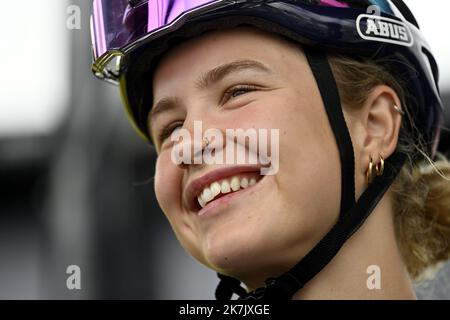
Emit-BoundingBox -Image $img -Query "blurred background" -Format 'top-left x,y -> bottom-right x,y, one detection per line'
0,0 -> 449,299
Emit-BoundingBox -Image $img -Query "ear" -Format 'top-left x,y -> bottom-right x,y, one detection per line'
350,85 -> 404,183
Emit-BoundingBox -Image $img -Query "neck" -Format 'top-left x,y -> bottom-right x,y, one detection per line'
292,189 -> 416,299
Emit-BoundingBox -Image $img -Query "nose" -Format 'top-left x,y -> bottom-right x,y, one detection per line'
174,118 -> 229,172
173,117 -> 217,169
175,135 -> 210,170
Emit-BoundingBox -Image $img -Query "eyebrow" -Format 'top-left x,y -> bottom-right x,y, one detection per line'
195,59 -> 272,89
148,59 -> 273,140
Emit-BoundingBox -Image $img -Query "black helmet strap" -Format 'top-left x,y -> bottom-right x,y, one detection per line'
215,48 -> 407,300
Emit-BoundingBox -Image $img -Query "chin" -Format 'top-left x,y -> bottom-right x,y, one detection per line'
200,221 -> 274,275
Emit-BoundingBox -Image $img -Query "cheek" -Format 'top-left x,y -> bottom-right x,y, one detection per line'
271,90 -> 341,239
154,152 -> 182,217
154,153 -> 208,267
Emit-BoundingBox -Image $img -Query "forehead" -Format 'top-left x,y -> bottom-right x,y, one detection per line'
152,26 -> 302,92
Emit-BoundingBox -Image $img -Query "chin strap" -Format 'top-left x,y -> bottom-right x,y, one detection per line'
215,48 -> 407,300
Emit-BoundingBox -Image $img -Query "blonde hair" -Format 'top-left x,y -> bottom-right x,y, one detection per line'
328,54 -> 450,282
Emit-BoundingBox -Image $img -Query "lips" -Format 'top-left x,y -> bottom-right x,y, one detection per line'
184,165 -> 265,213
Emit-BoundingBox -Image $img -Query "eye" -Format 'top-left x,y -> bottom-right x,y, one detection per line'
222,85 -> 258,104
158,122 -> 183,145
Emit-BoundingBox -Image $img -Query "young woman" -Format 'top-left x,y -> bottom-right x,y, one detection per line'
90,0 -> 450,299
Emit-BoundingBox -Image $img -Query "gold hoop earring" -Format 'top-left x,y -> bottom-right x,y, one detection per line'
366,156 -> 375,185
375,154 -> 384,176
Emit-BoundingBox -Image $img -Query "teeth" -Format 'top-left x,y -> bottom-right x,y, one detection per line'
197,175 -> 260,209
221,181 -> 231,194
210,182 -> 221,197
230,177 -> 240,191
198,195 -> 206,208
202,187 -> 213,203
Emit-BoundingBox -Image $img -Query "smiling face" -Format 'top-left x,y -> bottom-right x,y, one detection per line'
150,27 -> 343,289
